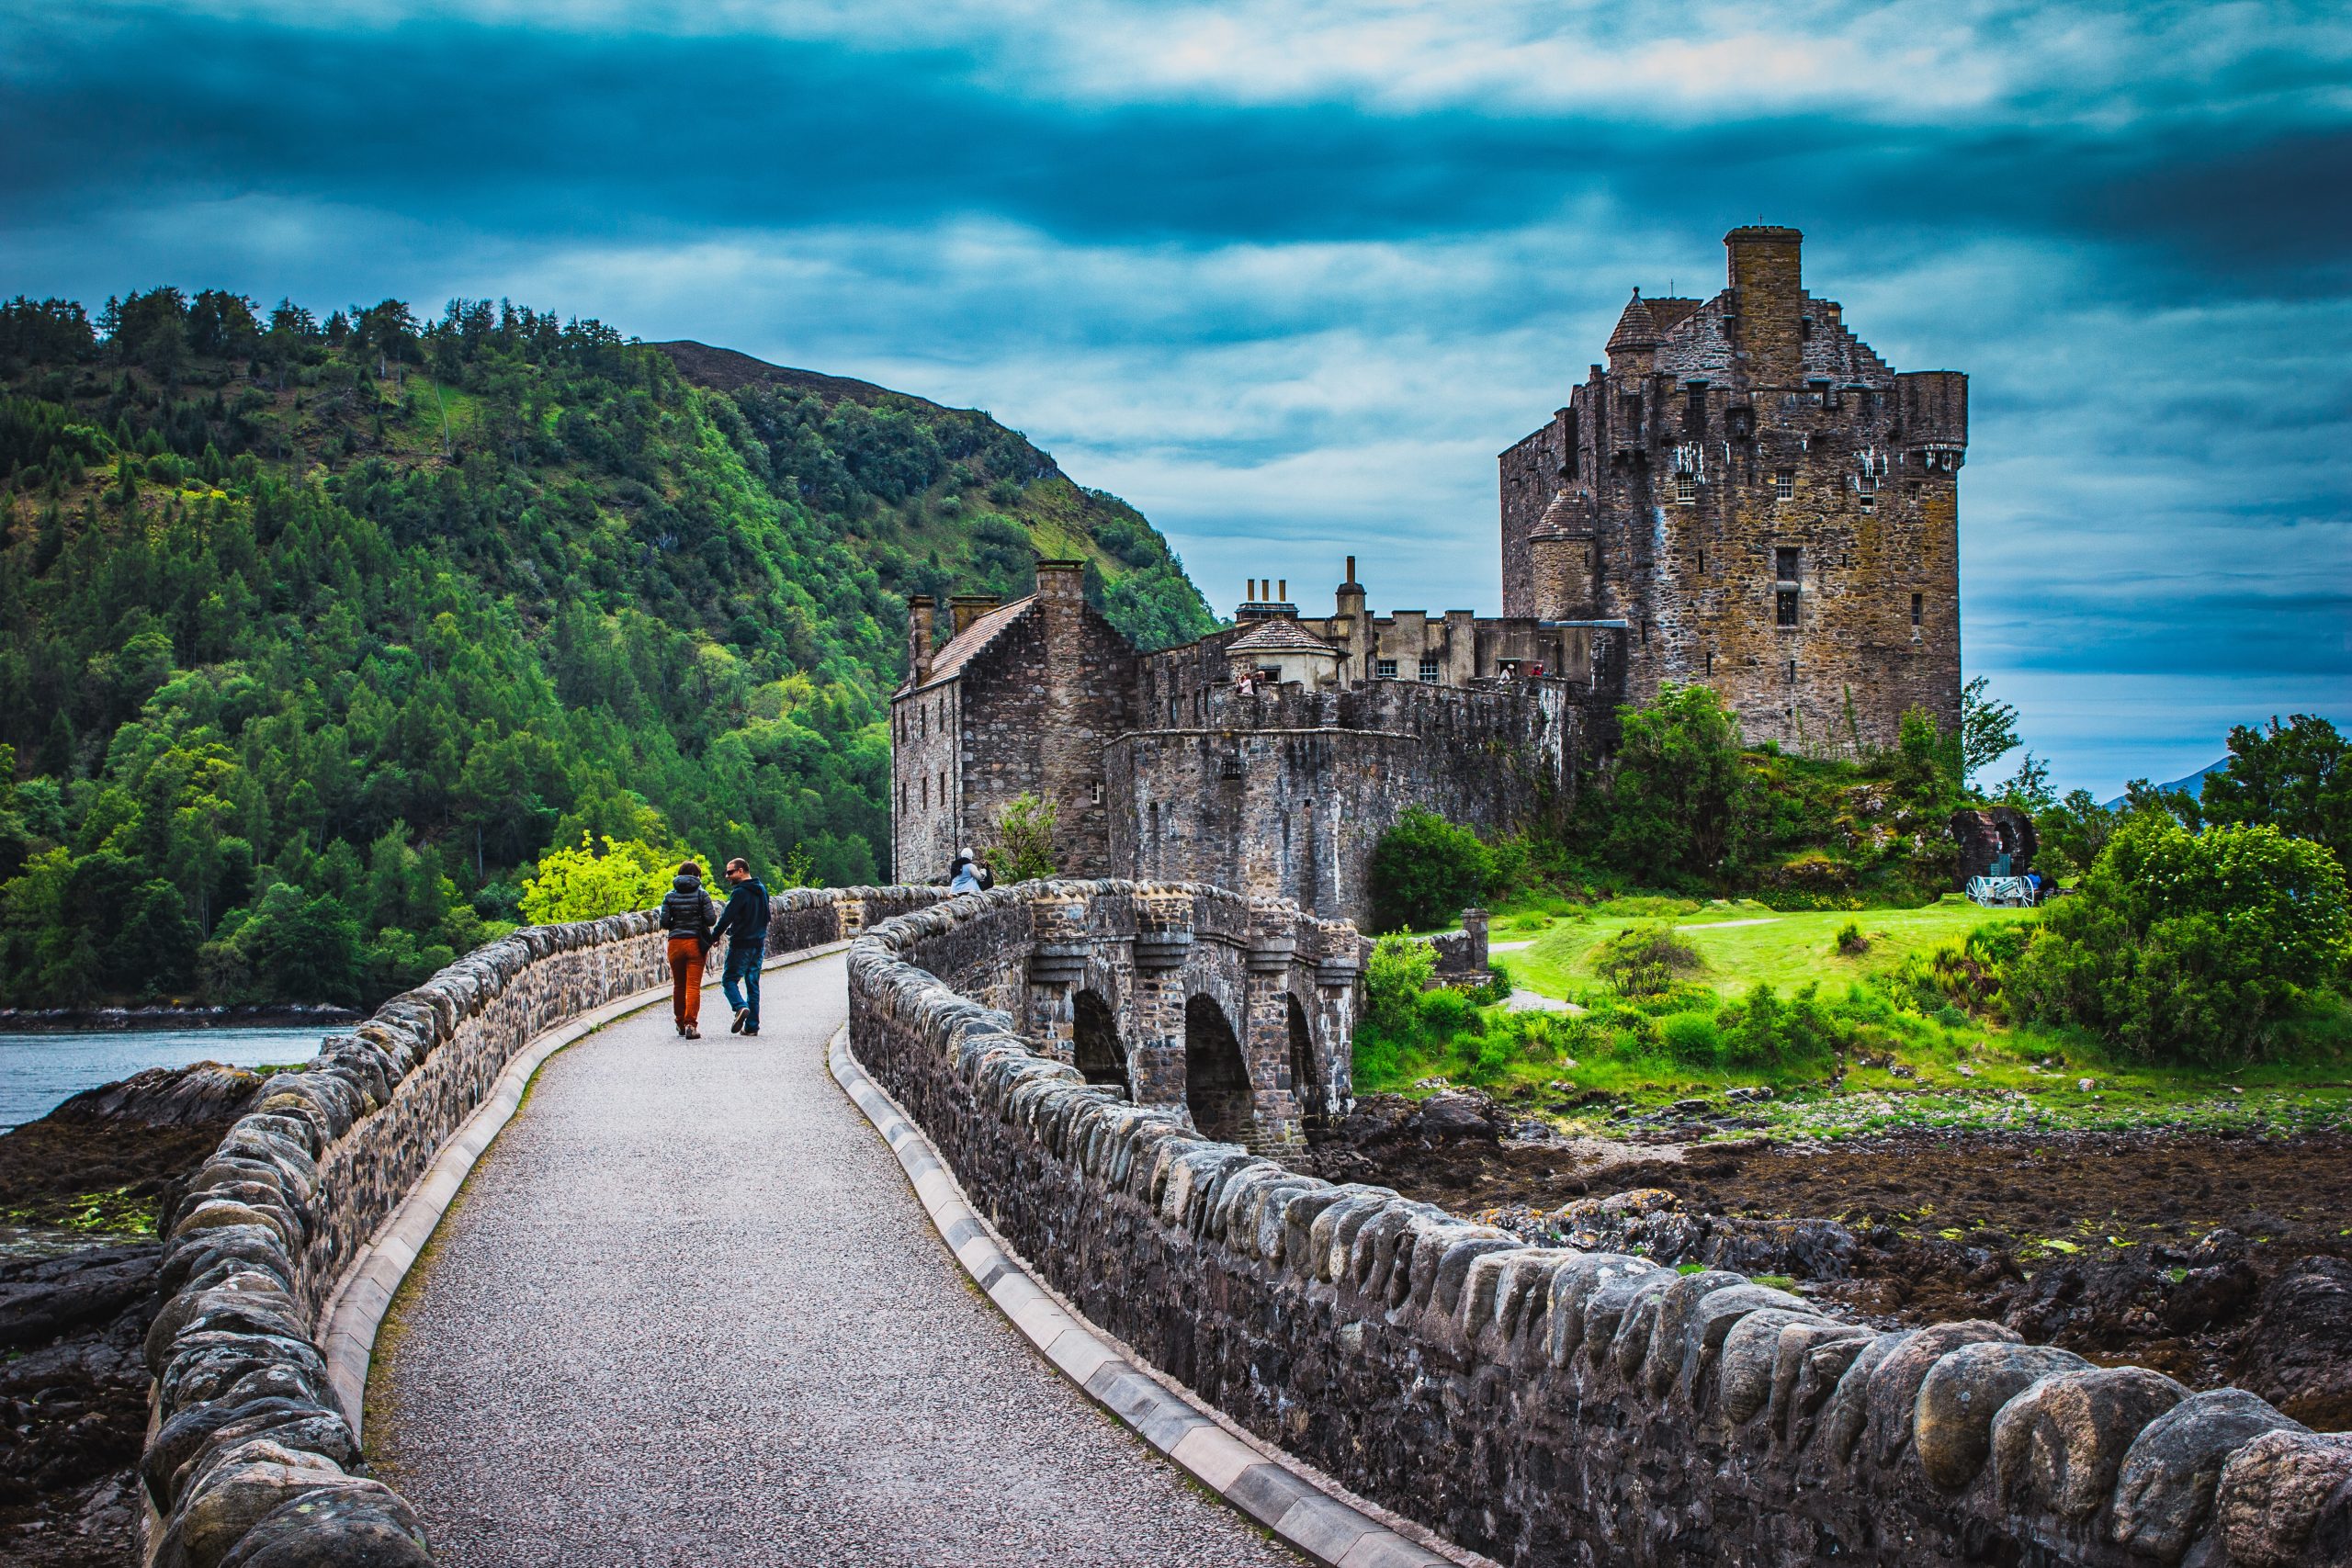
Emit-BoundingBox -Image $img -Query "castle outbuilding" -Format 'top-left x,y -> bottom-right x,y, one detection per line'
896,224 -> 1966,920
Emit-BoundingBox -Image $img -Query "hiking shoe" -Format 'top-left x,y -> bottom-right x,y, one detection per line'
743,1026 -> 759,1037
684,1025 -> 701,1040
730,1009 -> 748,1034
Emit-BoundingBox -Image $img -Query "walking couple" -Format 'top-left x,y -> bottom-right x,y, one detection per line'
658,858 -> 768,1039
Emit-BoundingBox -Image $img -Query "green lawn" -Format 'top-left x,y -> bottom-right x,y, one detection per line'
1498,893 -> 2040,1001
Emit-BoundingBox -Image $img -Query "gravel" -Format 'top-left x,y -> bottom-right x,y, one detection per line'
375,953 -> 1297,1566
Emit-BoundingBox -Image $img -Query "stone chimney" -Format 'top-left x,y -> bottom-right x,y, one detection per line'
948,593 -> 1001,636
907,595 -> 935,685
1725,224 -> 1805,386
1035,558 -> 1085,604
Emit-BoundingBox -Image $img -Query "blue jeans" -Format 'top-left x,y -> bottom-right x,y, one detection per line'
721,938 -> 763,1029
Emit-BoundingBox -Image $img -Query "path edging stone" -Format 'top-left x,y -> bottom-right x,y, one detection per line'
828,1024 -> 1466,1568
322,939 -> 853,1435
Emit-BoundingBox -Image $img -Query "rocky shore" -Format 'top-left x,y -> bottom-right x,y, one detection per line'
0,1065 -> 267,1566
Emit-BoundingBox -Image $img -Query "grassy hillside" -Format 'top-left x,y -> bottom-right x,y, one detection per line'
0,289 -> 1216,1009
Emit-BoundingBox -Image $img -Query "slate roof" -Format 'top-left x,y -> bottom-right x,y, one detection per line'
1227,617 -> 1339,656
915,594 -> 1035,688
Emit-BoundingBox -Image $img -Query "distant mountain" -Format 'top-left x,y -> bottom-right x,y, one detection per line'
2104,760 -> 2229,812
0,288 -> 1216,1010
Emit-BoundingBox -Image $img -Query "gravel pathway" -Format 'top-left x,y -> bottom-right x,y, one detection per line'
374,953 -> 1297,1567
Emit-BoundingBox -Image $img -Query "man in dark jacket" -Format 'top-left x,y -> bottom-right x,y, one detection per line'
712,856 -> 771,1036
658,863 -> 718,1038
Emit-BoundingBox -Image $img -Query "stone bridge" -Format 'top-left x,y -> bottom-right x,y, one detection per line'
134,880 -> 2347,1568
905,880 -> 1363,1149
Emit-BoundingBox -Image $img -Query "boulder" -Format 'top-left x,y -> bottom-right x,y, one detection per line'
2235,1256 -> 2352,1430
1867,1320 -> 2018,1466
2213,1429 -> 2352,1568
1913,1341 -> 2089,1489
2111,1387 -> 2308,1564
216,1485 -> 432,1567
1991,1365 -> 2188,1519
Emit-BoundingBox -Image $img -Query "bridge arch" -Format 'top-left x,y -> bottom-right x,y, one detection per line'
1073,987 -> 1126,1093
1285,991 -> 1326,1133
1183,993 -> 1253,1143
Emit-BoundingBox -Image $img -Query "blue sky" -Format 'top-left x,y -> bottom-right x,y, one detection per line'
5,1 -> 2346,795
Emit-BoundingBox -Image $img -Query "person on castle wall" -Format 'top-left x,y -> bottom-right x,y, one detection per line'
710,856 -> 771,1038
947,847 -> 990,895
658,862 -> 718,1039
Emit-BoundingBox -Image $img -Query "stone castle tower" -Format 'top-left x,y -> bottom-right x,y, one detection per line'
1499,225 -> 1966,752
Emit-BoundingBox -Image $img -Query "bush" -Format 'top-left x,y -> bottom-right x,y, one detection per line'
1659,1011 -> 1724,1066
983,793 -> 1057,884
520,832 -> 696,923
2004,818 -> 2350,1063
1587,684 -> 1759,883
1836,920 -> 1868,955
1594,922 -> 1702,998
1368,807 -> 1495,931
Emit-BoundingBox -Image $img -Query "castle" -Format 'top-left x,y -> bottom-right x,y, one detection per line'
1501,224 -> 1966,750
893,226 -> 1965,921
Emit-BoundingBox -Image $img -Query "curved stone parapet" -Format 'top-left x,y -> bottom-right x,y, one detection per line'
847,881 -> 2352,1568
139,886 -> 944,1568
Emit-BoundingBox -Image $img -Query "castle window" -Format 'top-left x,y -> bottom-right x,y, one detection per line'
1698,547 -> 1707,574
1859,490 -> 1875,513
1775,546 -> 1801,582
1092,779 -> 1103,804
1684,382 -> 1708,434
1418,656 -> 1440,682
1704,651 -> 1714,676
939,771 -> 947,807
1375,659 -> 1398,680
1675,474 -> 1696,504
1776,589 -> 1799,627
1911,592 -> 1924,627
1787,658 -> 1798,682
1773,470 -> 1795,502
921,776 -> 929,810
1257,666 -> 1281,686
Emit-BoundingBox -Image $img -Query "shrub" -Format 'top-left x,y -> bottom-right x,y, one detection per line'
2003,818 -> 2350,1064
983,793 -> 1058,884
1836,920 -> 1869,955
1659,1011 -> 1724,1066
1588,684 -> 1760,882
1368,807 -> 1495,931
1594,922 -> 1702,998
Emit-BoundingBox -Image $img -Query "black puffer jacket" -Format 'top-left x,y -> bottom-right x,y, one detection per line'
658,873 -> 718,939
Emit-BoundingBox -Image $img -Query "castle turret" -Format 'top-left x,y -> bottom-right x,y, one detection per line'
1526,491 -> 1596,621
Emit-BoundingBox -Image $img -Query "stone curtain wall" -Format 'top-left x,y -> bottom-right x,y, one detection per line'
1108,680 -> 1583,926
138,886 -> 944,1568
848,892 -> 2351,1568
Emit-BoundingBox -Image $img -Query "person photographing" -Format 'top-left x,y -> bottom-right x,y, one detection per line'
712,856 -> 771,1036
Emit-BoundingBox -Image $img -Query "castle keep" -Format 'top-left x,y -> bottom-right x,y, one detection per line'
1501,225 -> 1966,751
897,226 -> 1965,919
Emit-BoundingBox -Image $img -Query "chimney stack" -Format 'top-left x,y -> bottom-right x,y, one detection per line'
1035,558 -> 1085,603
948,593 -> 1001,636
907,595 -> 935,685
1724,224 -> 1805,386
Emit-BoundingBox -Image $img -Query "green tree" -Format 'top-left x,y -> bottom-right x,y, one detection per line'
2199,714 -> 2349,869
2005,818 -> 2350,1064
1590,684 -> 1758,882
983,794 -> 1057,885
1962,675 -> 2021,785
519,832 -> 695,924
1368,807 -> 1495,932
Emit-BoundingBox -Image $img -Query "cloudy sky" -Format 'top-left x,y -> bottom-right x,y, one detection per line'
6,1 -> 2346,793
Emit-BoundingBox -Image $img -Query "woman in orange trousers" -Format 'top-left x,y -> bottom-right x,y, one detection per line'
656,862 -> 718,1037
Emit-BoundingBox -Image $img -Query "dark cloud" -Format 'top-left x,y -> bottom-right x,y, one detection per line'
1,3 -> 2344,792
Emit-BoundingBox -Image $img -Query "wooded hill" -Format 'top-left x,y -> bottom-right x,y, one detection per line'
0,289 -> 1216,1009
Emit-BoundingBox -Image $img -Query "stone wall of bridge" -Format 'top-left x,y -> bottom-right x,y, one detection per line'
847,885 -> 2349,1568
137,886 -> 945,1568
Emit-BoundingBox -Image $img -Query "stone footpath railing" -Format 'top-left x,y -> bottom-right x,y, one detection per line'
848,883 -> 2351,1568
138,886 -> 943,1568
